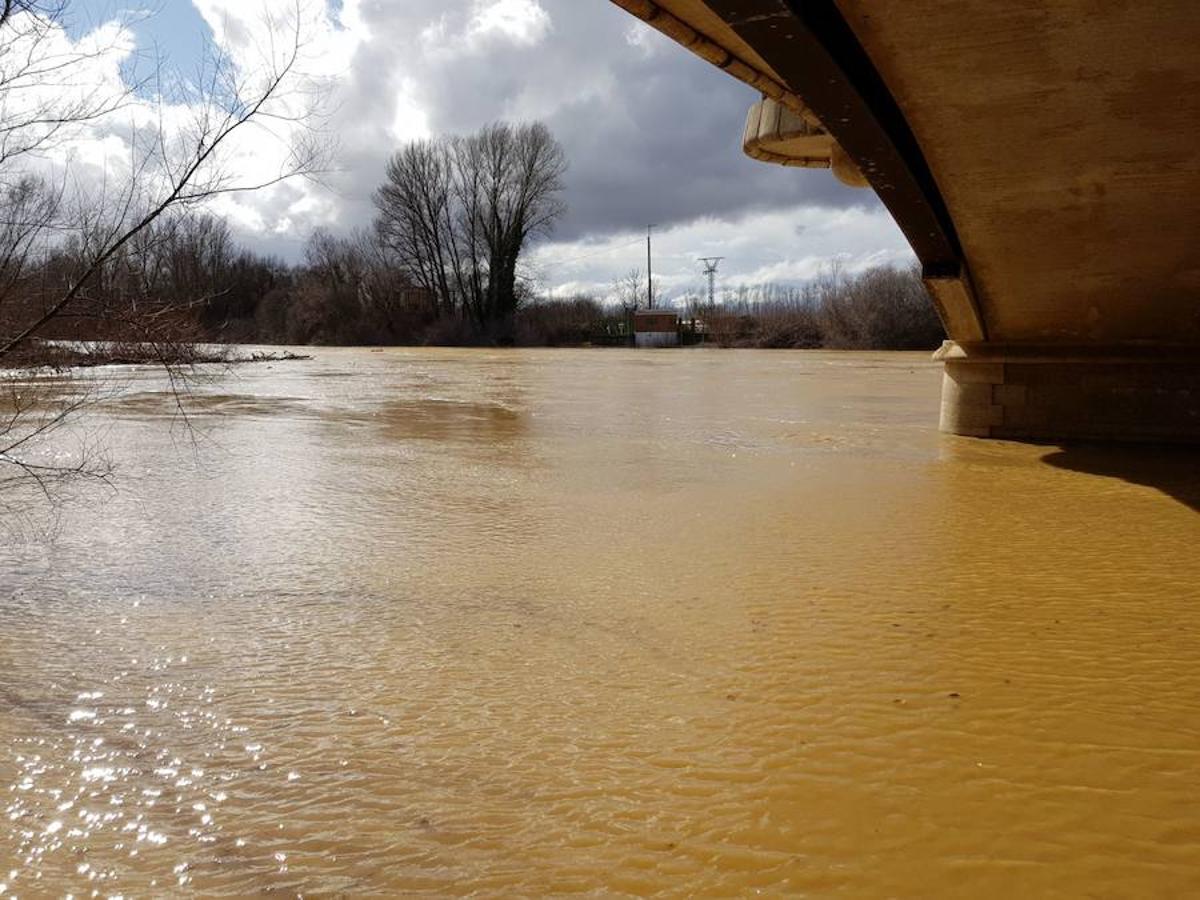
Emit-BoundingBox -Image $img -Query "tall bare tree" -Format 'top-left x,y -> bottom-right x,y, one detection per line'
374,121 -> 566,338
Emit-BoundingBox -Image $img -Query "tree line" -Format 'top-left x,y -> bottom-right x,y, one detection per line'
0,197 -> 942,355
685,265 -> 944,350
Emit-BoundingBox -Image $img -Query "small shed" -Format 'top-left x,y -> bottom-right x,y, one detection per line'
633,310 -> 680,348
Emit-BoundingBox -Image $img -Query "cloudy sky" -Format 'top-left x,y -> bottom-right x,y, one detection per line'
63,0 -> 912,303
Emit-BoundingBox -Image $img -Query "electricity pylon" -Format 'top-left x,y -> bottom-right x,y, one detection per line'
700,257 -> 724,305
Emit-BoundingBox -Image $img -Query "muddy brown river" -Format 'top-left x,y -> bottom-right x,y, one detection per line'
2,348 -> 1198,897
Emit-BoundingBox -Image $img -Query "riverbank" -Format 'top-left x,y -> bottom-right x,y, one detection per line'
1,340 -> 311,371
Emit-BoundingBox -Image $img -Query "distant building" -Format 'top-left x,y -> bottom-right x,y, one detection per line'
633,310 -> 679,348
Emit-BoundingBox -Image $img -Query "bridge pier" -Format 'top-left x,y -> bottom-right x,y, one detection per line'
936,342 -> 1200,443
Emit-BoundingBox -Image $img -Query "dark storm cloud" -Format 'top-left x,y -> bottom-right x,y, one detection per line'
545,37 -> 863,241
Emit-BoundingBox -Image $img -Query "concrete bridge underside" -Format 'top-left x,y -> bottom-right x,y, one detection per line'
611,0 -> 1200,442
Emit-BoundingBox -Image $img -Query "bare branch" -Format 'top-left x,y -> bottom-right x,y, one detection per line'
0,0 -> 330,502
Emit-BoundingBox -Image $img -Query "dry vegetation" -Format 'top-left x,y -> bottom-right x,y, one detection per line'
1,215 -> 942,352
688,265 -> 944,350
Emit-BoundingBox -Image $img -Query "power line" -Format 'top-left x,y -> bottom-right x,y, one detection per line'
536,236 -> 645,269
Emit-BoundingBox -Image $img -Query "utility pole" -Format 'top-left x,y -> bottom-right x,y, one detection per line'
646,225 -> 655,309
700,257 -> 724,306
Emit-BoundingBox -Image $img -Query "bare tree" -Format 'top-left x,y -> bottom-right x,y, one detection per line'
675,263 -> 943,350
0,7 -> 326,359
0,0 -> 329,502
373,138 -> 458,318
817,263 -> 943,350
0,176 -> 58,317
374,121 -> 566,339
613,267 -> 658,312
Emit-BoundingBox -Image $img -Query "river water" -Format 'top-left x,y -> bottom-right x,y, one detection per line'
1,348 -> 1198,897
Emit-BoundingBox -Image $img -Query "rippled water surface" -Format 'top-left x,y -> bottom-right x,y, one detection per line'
2,348 -> 1199,897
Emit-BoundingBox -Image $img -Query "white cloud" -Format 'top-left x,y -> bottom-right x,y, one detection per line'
624,21 -> 660,56
470,0 -> 551,46
389,78 -> 431,143
420,0 -> 551,60
189,0 -> 364,72
529,205 -> 914,303
0,1 -> 364,239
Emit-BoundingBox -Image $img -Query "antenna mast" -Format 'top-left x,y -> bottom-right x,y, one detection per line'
646,225 -> 655,309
